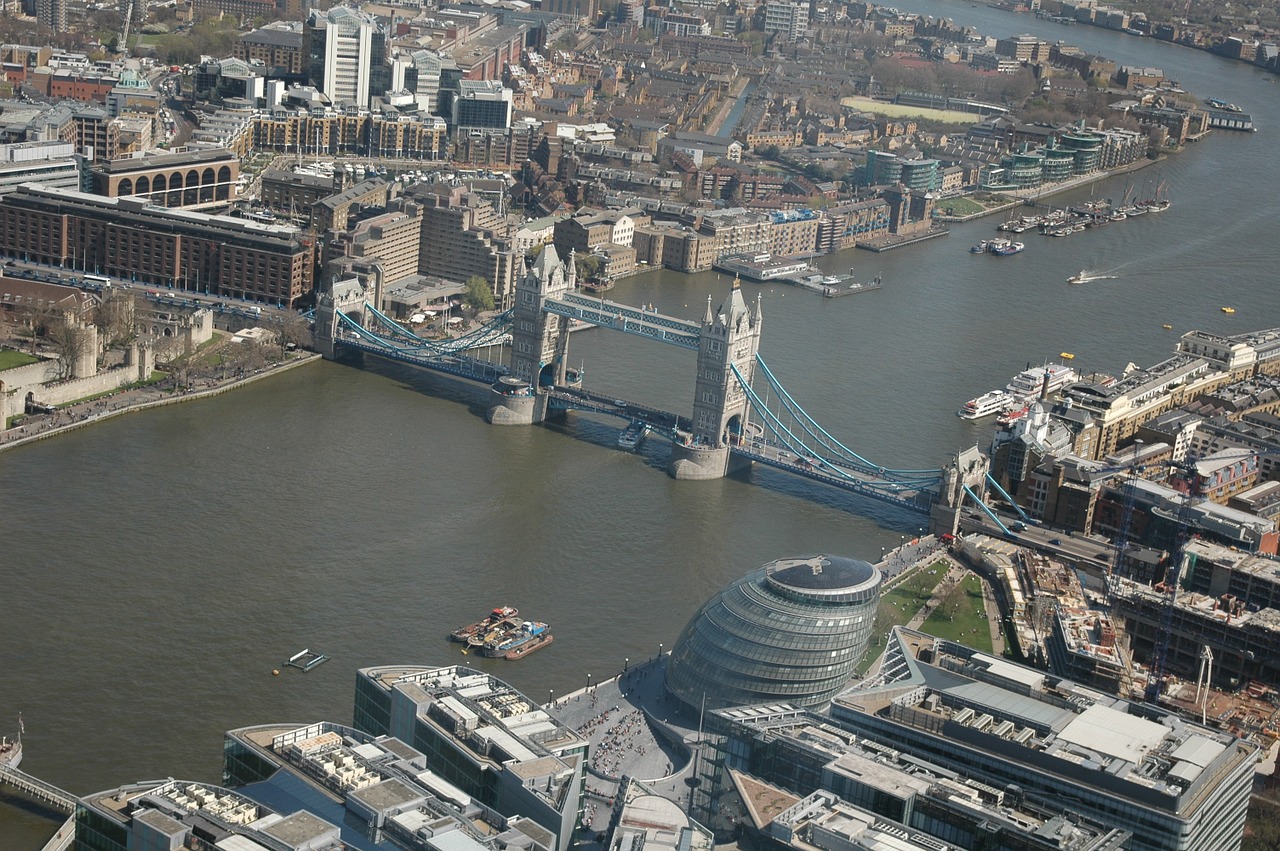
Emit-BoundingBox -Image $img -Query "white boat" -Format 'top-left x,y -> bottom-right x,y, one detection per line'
618,421 -> 649,450
958,391 -> 1015,420
1005,363 -> 1078,399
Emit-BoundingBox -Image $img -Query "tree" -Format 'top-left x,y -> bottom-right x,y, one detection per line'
574,254 -> 602,282
464,276 -> 495,312
47,321 -> 96,380
262,312 -> 312,359
95,290 -> 138,352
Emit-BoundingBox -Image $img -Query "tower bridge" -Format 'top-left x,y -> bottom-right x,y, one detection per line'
314,247 -> 986,528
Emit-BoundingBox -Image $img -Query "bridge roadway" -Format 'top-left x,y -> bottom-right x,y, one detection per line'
548,388 -> 933,514
547,386 -> 690,438
543,294 -> 701,349
0,764 -> 77,814
337,333 -> 508,383
729,438 -> 935,513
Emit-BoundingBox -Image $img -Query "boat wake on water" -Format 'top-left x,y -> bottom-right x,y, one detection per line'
1067,269 -> 1120,285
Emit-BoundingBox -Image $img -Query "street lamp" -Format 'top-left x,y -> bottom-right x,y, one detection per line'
658,642 -> 664,659
548,688 -> 554,705
586,673 -> 593,691
624,657 -> 629,673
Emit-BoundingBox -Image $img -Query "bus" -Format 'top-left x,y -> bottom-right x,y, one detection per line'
82,274 -> 112,289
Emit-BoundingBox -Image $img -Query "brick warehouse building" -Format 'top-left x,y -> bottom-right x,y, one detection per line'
0,184 -> 314,306
92,148 -> 240,209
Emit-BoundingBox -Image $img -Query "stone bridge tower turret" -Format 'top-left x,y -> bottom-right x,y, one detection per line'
669,278 -> 762,480
488,246 -> 575,426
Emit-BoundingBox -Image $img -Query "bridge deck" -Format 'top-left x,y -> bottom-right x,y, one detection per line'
548,387 -> 689,438
545,295 -> 701,350
0,765 -> 77,814
729,440 -> 935,513
339,336 -> 508,383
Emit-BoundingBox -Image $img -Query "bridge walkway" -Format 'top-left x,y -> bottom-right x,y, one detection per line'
544,294 -> 701,349
0,764 -> 77,814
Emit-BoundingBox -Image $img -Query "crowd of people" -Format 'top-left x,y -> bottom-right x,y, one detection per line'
581,708 -> 652,779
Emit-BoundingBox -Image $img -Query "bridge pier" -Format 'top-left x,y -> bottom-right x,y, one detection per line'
486,377 -> 543,425
668,443 -> 752,480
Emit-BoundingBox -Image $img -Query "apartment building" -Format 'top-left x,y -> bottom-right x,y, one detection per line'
0,183 -> 314,305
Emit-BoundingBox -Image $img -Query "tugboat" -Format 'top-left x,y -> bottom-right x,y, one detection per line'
970,240 -> 991,253
484,621 -> 552,658
505,629 -> 554,660
450,606 -> 519,643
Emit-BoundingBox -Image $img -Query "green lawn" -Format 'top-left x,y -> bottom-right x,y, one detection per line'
937,197 -> 988,217
856,562 -> 950,674
0,349 -> 40,371
919,573 -> 993,653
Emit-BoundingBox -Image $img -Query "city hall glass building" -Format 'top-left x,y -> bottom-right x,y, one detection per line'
665,554 -> 882,713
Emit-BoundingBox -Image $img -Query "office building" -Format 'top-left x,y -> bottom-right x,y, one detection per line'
35,0 -> 66,31
822,628 -> 1257,851
326,200 -> 423,287
763,0 -> 808,42
76,778 -> 344,851
306,6 -> 387,106
453,80 -> 513,134
0,140 -> 81,196
237,21 -> 306,76
353,665 -> 587,851
413,186 -> 520,309
224,721 -> 558,851
665,554 -> 882,714
0,183 -> 314,306
717,749 -> 1130,851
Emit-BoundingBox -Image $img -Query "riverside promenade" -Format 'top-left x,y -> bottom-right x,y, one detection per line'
0,353 -> 320,453
546,654 -> 702,837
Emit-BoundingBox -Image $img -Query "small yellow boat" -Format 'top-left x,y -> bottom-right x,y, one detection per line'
1222,307 -> 1236,314
1162,324 -> 1173,330
1059,352 -> 1075,360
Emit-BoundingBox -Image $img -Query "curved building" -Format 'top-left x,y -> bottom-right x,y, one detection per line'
665,554 -> 882,712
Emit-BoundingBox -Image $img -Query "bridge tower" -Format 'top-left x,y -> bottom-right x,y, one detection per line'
314,278 -> 369,360
930,445 -> 989,535
487,246 -> 575,426
669,278 -> 763,480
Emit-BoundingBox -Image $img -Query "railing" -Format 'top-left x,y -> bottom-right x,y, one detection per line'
0,765 -> 77,814
544,295 -> 701,350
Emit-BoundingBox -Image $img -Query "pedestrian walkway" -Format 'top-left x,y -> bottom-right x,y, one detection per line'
0,354 -> 319,452
547,656 -> 701,832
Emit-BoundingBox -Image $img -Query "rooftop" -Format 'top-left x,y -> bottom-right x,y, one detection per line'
831,628 -> 1255,811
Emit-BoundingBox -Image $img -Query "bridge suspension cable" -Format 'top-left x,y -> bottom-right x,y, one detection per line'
351,304 -> 514,355
745,355 -> 943,480
730,363 -> 940,494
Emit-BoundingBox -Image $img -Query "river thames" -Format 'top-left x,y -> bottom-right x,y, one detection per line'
2,11 -> 1277,844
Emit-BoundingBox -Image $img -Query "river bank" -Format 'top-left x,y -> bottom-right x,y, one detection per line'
934,155 -> 1160,222
0,353 -> 321,453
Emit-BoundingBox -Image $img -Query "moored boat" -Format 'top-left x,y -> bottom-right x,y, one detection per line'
618,421 -> 649,451
991,240 -> 1025,256
505,631 -> 554,660
959,390 -> 1015,420
1006,363 -> 1078,399
970,240 -> 991,253
484,621 -> 551,657
0,736 -> 21,770
996,403 -> 1031,428
450,606 -> 519,642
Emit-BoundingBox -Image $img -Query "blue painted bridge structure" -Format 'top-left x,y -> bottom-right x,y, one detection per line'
315,250 -> 985,528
